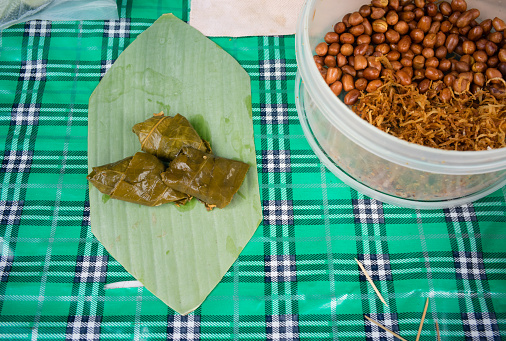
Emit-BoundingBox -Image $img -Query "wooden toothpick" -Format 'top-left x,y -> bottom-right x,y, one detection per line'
364,314 -> 408,341
355,258 -> 389,307
416,297 -> 430,341
435,319 -> 441,341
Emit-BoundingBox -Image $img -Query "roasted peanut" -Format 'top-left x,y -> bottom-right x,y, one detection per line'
440,88 -> 452,102
439,1 -> 452,16
485,41 -> 498,57
451,0 -> 467,12
418,16 -> 432,32
448,11 -> 461,25
367,56 -> 382,70
473,72 -> 485,86
425,56 -> 439,68
444,73 -> 456,87
324,32 -> 339,44
372,0 -> 388,8
396,69 -> 412,85
410,28 -> 425,43
456,10 -> 474,28
371,7 -> 387,20
486,68 -> 503,82
426,3 -> 438,16
462,40 -> 476,55
425,67 -> 440,80
366,79 -> 383,92
472,61 -> 487,73
349,24 -> 365,37
336,53 -> 347,67
445,33 -> 459,53
341,43 -> 354,56
372,20 -> 388,33
473,50 -> 488,63
423,33 -> 437,48
328,42 -> 340,55
440,20 -> 453,33
362,19 -> 373,35
334,22 -> 346,34
459,54 -> 474,66
435,46 -> 448,59
324,55 -> 337,67
385,30 -> 401,44
488,56 -> 500,68
342,65 -> 357,77
455,61 -> 470,73
359,5 -> 372,18
326,67 -> 340,84
344,89 -> 360,105
394,21 -> 409,35
355,78 -> 368,91
499,49 -> 506,63
349,12 -> 364,26
488,32 -> 503,44
343,13 -> 351,27
354,55 -> 368,70
413,55 -> 426,69
387,50 -> 401,61
411,43 -> 423,55
492,17 -> 506,32
354,43 -> 370,56
315,42 -> 328,56
440,59 -> 452,72
401,57 -> 413,67
429,21 -> 441,34
342,74 -> 355,91
376,43 -> 391,54
422,47 -> 435,59
418,78 -> 431,93
480,19 -> 492,34
400,11 -> 415,22
391,61 -> 402,70
435,31 -> 447,47
330,81 -> 343,96
363,67 -> 381,80
386,11 -> 399,26
357,35 -> 371,45
372,33 -> 386,44
314,55 -> 324,65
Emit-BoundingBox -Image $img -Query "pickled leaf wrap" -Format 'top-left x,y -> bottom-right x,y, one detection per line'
87,152 -> 190,206
161,147 -> 249,209
132,112 -> 211,161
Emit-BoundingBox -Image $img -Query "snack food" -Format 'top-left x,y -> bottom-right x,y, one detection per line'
132,112 -> 211,161
161,147 -> 250,210
313,0 -> 506,151
87,152 -> 190,207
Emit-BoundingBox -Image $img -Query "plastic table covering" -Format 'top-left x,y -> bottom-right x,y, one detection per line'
0,0 -> 505,340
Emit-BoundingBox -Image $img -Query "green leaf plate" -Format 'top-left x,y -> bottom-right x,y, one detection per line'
87,14 -> 262,315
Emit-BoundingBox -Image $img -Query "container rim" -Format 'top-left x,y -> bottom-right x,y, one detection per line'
295,0 -> 506,175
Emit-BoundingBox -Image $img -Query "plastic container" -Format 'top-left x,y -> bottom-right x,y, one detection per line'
295,0 -> 506,209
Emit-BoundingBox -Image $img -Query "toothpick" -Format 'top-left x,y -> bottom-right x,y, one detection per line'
364,315 -> 408,341
416,297 -> 430,341
435,319 -> 441,341
355,258 -> 389,307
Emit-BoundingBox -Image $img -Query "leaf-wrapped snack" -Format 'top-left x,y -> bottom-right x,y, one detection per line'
161,147 -> 249,209
132,112 -> 211,161
87,152 -> 190,206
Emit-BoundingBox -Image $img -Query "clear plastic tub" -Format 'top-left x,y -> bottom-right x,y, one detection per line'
295,0 -> 506,209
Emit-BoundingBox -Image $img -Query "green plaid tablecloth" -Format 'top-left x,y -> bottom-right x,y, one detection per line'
0,0 -> 505,340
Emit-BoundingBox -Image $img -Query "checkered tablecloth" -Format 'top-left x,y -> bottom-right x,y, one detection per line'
0,1 -> 505,340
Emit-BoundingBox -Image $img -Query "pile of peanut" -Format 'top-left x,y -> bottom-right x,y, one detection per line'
314,0 -> 506,105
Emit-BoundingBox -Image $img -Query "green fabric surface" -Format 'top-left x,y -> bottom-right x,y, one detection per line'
0,0 -> 505,340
